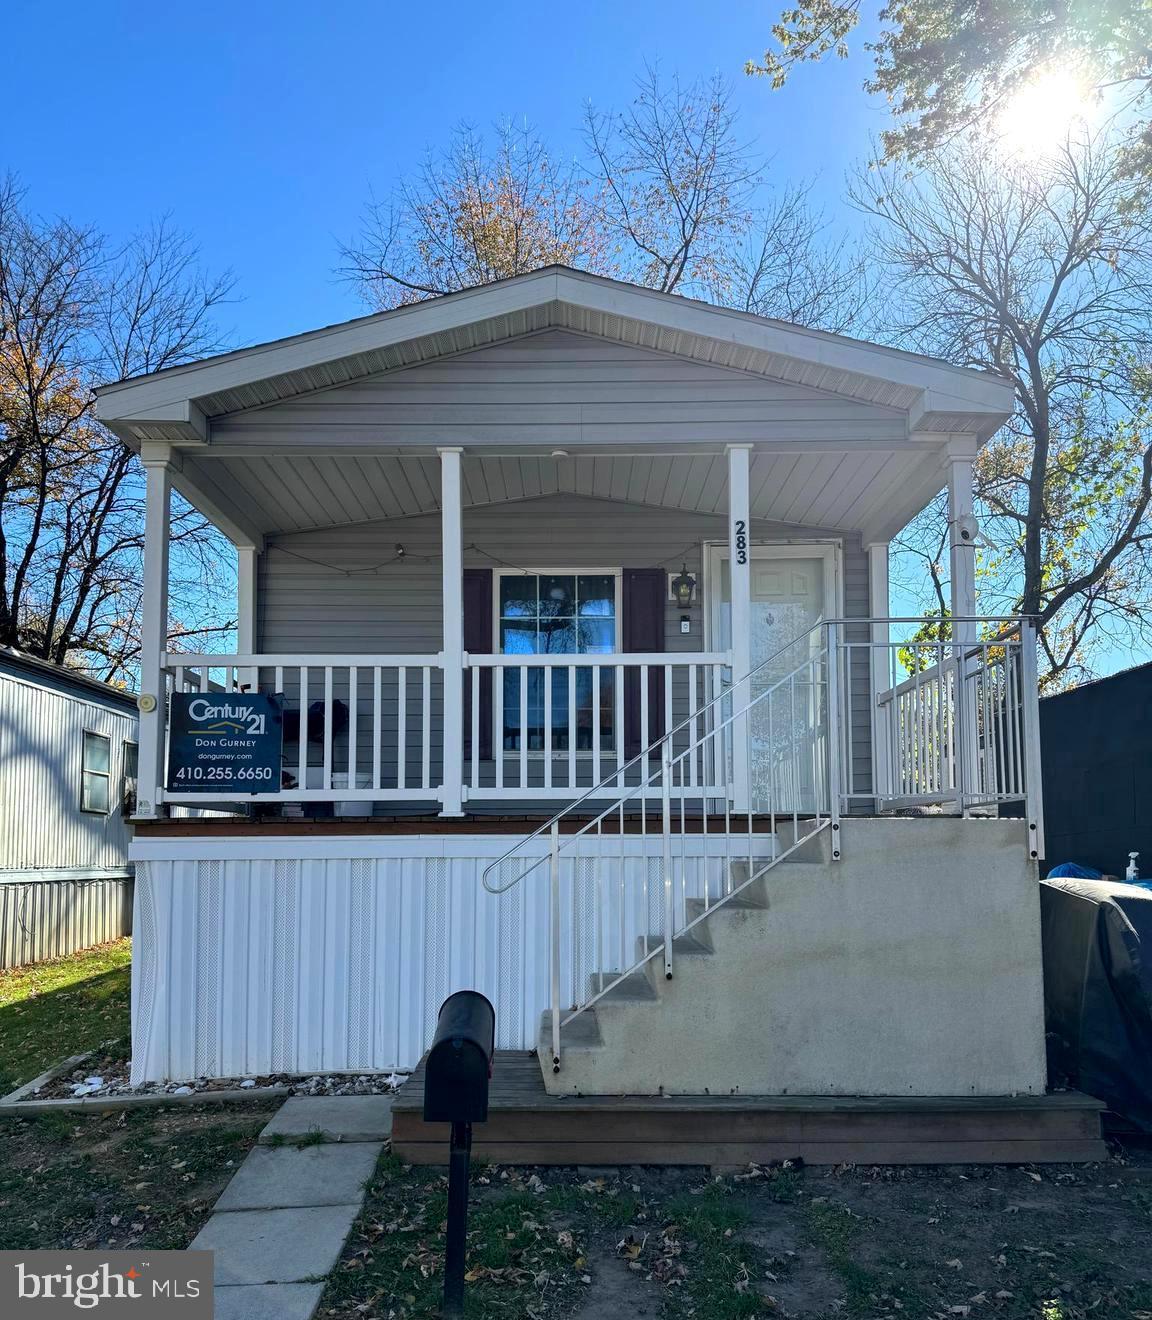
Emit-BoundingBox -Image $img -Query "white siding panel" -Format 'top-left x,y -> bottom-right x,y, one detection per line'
130,838 -> 767,1082
0,673 -> 136,873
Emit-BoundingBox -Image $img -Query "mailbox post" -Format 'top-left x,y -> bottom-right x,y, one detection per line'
423,991 -> 495,1318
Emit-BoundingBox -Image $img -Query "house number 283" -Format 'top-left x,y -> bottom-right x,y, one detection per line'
734,519 -> 748,565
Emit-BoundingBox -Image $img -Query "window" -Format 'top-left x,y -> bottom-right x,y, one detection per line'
497,573 -> 619,752
81,731 -> 112,814
121,741 -> 139,817
498,573 -> 617,655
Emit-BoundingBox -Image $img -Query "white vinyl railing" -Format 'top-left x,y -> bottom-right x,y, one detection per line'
157,649 -> 732,810
480,617 -> 1045,1074
480,625 -> 841,1073
161,653 -> 442,803
465,652 -> 731,799
842,619 -> 1043,839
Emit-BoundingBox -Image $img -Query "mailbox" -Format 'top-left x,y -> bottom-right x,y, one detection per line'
423,991 -> 496,1318
423,990 -> 495,1123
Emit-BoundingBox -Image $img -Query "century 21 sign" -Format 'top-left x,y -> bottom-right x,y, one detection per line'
166,692 -> 283,792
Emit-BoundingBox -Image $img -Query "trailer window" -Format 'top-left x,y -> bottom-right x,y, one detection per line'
121,740 -> 139,816
81,731 -> 112,814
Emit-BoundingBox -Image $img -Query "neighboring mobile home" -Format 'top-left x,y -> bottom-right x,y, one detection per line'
0,648 -> 136,967
96,268 -> 1050,1104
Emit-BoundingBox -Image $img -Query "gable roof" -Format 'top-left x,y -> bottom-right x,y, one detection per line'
94,266 -> 1014,446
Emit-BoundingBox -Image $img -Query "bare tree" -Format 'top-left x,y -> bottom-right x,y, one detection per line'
726,184 -> 871,333
583,69 -> 761,299
853,129 -> 1152,685
0,177 -> 236,681
344,70 -> 866,335
341,121 -> 608,309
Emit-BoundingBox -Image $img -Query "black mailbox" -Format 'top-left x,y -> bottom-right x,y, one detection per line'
423,992 -> 497,1317
423,990 -> 495,1123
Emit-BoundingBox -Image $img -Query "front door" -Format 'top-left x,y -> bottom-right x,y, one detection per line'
711,547 -> 836,811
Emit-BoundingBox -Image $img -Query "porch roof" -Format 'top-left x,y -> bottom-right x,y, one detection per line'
94,267 -> 1015,548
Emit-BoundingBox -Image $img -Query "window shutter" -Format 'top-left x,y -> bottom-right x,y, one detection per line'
463,568 -> 493,760
622,567 -> 666,758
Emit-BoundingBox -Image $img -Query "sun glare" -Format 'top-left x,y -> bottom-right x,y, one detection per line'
996,69 -> 1095,157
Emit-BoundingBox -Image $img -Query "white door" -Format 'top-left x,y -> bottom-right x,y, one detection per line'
712,548 -> 835,812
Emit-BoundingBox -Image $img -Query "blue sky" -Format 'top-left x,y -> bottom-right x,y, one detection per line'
0,1 -> 887,346
5,3 -> 1139,677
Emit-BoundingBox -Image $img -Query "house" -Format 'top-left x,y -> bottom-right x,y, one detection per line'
1040,660 -> 1151,878
96,268 -> 1053,1113
0,647 -> 136,967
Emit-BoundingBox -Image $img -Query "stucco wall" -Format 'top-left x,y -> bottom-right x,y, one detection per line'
549,818 -> 1048,1097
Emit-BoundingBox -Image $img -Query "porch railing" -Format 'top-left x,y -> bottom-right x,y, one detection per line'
479,617 -> 1044,1074
465,652 -> 731,800
162,654 -> 443,803
157,649 -> 732,809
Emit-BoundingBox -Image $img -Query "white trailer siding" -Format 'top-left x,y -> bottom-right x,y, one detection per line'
0,878 -> 132,968
0,660 -> 137,875
129,834 -> 767,1082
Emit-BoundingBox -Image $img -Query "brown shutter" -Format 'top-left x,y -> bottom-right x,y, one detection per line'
622,567 -> 666,758
463,569 -> 493,760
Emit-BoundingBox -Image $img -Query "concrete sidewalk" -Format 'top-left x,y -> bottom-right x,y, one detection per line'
190,1096 -> 394,1320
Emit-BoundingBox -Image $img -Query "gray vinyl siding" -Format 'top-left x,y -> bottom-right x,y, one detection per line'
257,494 -> 874,801
215,329 -> 908,451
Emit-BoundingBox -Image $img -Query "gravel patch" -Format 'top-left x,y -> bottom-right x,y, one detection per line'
27,1047 -> 407,1101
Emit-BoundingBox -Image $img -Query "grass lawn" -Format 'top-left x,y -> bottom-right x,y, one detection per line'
0,938 -> 131,1094
0,1102 -> 279,1251
320,1157 -> 1152,1320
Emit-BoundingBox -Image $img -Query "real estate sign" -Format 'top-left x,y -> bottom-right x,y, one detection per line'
167,693 -> 282,792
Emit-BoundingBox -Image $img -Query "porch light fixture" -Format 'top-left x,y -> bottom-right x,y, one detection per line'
670,564 -> 697,608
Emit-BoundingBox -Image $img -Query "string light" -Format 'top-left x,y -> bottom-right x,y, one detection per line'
267,540 -> 705,578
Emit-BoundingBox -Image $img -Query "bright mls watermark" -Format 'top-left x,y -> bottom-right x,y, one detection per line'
1,1252 -> 212,1316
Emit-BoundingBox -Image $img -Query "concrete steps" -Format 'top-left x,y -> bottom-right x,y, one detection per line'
535,831 -> 829,1080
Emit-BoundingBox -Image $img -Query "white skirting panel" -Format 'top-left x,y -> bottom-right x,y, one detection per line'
129,835 -> 771,1084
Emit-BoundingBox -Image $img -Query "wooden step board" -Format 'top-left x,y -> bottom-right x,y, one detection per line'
392,1052 -> 1107,1166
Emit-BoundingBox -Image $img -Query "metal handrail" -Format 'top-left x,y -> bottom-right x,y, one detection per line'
480,620 -> 829,894
481,614 -> 1040,896
480,614 -> 1044,1075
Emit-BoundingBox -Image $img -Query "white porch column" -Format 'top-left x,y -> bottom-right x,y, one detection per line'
947,450 -> 977,644
237,545 -> 258,691
947,448 -> 979,805
135,448 -> 173,819
727,444 -> 752,811
439,447 -> 465,816
867,543 -> 891,801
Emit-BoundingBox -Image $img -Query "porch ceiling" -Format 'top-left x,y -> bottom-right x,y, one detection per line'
178,448 -> 939,543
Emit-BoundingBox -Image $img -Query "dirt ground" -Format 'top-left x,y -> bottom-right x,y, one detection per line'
0,1101 -> 278,1251
321,1145 -> 1152,1320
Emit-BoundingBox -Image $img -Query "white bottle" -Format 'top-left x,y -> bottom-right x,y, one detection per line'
1126,852 -> 1140,883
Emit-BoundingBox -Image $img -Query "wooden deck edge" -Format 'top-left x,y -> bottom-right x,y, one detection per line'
133,813 -> 785,838
392,1137 -> 1109,1166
